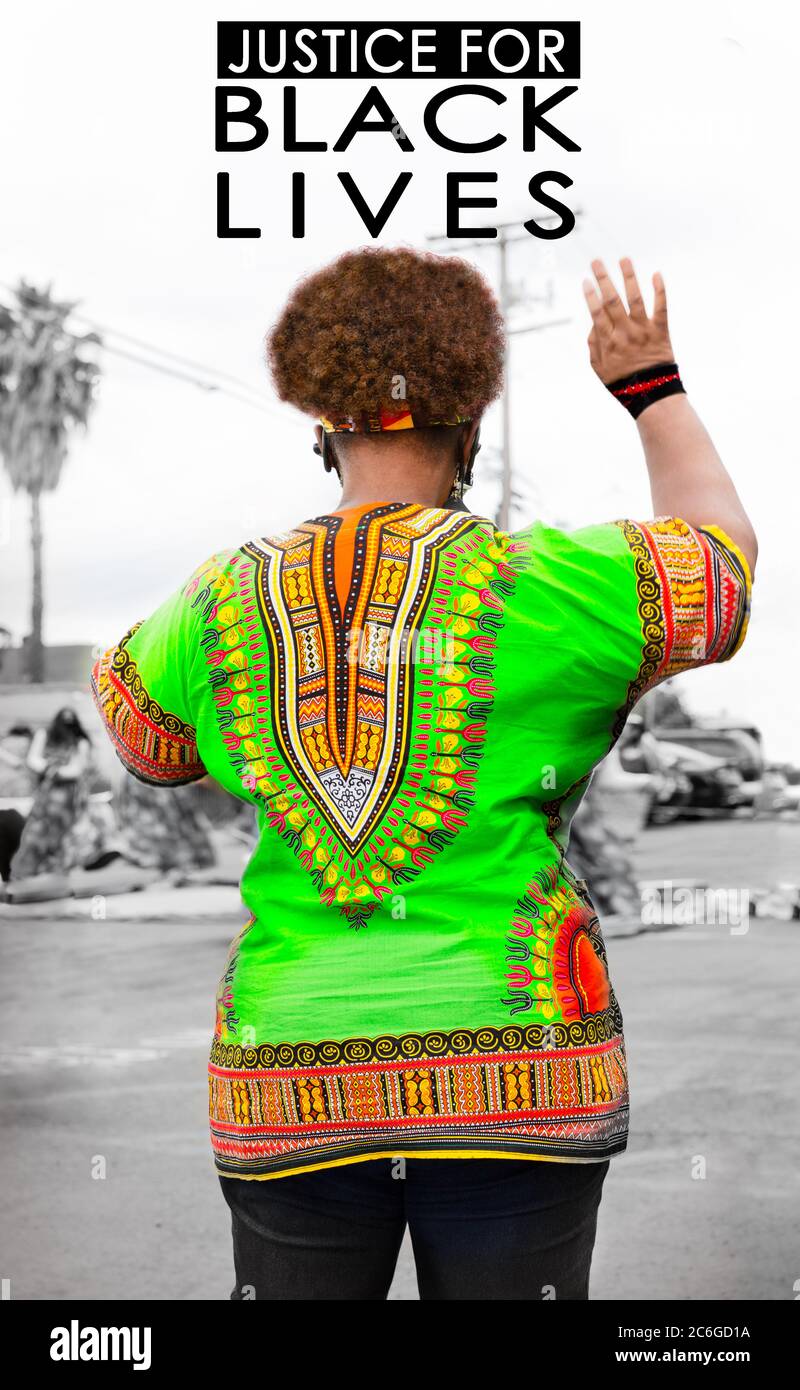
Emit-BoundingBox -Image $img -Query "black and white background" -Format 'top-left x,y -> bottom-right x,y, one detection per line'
0,0 -> 797,1307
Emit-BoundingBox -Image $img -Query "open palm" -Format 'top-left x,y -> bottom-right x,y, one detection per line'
583,257 -> 675,385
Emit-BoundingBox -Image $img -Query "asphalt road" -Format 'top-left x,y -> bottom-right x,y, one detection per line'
1,822 -> 798,1301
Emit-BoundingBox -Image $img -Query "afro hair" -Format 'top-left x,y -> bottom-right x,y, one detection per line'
267,246 -> 505,423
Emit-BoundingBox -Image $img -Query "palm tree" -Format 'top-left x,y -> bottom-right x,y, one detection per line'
0,282 -> 101,681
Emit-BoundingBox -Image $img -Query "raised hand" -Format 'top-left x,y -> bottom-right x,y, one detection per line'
583,257 -> 674,384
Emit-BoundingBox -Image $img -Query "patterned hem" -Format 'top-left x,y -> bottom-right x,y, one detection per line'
208,1030 -> 629,1178
212,1122 -> 630,1179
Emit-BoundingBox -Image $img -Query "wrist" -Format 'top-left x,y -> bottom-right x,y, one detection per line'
634,391 -> 692,437
606,361 -> 685,419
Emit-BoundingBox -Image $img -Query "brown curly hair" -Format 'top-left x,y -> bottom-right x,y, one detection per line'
267,247 -> 505,422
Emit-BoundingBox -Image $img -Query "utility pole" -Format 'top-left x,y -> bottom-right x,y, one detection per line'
428,211 -> 582,530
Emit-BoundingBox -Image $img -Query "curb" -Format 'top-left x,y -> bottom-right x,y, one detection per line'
0,884 -> 246,925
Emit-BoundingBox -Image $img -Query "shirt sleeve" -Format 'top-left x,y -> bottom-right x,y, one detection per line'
614,516 -> 752,697
90,569 -> 208,787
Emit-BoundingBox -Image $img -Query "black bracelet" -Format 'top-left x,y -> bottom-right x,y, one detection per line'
606,361 -> 685,419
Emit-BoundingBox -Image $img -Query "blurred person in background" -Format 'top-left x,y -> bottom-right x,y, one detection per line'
113,773 -> 216,877
8,707 -> 93,892
568,715 -> 679,916
0,722 -> 34,881
593,714 -> 664,837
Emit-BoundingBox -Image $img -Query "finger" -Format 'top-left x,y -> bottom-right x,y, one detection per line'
619,257 -> 647,322
586,323 -> 601,367
591,258 -> 627,325
652,271 -> 669,328
582,277 -> 608,329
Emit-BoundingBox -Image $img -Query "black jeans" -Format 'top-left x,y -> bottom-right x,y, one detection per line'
220,1156 -> 609,1301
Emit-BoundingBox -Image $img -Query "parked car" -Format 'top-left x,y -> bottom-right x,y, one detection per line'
639,740 -> 748,822
651,724 -> 763,781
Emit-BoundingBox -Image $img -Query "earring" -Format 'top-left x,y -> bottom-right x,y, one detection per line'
463,435 -> 480,490
449,431 -> 480,500
447,457 -> 465,502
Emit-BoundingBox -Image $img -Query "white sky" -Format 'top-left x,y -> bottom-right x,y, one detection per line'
0,0 -> 797,758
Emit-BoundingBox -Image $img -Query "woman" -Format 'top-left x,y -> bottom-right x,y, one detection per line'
91,248 -> 755,1300
112,771 -> 216,877
0,723 -> 35,881
9,706 -> 93,886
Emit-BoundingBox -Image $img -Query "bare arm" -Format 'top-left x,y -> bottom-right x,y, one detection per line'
26,727 -> 48,775
634,393 -> 757,572
583,258 -> 758,576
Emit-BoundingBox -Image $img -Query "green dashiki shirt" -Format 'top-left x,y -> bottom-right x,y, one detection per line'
91,503 -> 751,1180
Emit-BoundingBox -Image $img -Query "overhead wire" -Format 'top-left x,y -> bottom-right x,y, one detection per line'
0,279 -> 291,423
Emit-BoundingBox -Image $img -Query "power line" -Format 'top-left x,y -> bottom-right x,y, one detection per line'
98,341 -> 280,416
0,280 -> 291,423
66,310 -> 270,402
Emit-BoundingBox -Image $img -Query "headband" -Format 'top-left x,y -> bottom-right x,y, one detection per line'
319,408 -> 471,434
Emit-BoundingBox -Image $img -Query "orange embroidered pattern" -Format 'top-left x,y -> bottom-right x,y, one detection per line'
91,628 -> 204,786
186,506 -> 528,926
